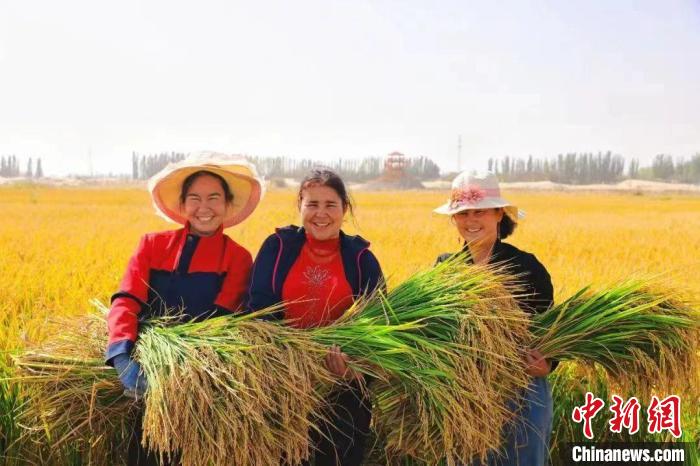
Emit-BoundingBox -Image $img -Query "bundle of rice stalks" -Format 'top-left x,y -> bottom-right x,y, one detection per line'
532,279 -> 700,398
312,257 -> 531,465
136,311 -> 336,466
10,308 -> 333,466
136,256 -> 532,466
9,311 -> 137,465
366,276 -> 700,465
10,256 -> 532,466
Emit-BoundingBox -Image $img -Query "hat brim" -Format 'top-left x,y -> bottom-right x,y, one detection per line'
433,198 -> 523,221
149,161 -> 263,228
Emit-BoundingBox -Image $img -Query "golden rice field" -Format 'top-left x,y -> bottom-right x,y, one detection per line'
1,184 -> 699,355
1,184 -> 700,464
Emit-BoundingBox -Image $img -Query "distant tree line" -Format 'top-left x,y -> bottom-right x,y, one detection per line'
5,151 -> 697,184
647,154 -> 700,184
132,152 -> 187,180
0,156 -> 43,178
488,152 -> 700,184
132,153 -> 441,182
247,155 -> 440,182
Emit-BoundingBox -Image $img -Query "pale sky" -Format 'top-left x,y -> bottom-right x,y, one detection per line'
1,0 -> 699,176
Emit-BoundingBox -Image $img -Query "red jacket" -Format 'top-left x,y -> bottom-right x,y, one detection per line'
106,224 -> 252,363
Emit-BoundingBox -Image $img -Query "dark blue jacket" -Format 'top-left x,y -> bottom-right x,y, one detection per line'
248,225 -> 385,318
106,225 -> 252,364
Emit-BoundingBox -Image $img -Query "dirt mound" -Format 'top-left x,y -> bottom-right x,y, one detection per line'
360,176 -> 425,191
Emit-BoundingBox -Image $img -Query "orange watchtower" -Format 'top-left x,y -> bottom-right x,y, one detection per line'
384,151 -> 408,182
364,151 -> 424,189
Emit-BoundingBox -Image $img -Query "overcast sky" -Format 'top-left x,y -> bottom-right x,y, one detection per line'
1,0 -> 699,176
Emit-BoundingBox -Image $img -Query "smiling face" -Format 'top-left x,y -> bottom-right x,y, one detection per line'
453,208 -> 503,247
180,174 -> 228,236
299,184 -> 346,241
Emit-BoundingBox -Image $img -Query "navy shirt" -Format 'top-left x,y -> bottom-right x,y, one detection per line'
436,239 -> 554,314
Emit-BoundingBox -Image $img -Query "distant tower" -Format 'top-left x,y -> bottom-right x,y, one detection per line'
366,150 -> 424,190
384,151 -> 407,181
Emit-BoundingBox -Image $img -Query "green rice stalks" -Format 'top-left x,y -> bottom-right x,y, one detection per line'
533,279 -> 700,399
9,257 -> 534,466
136,256 -> 533,466
310,256 -> 532,465
134,256 -> 532,466
15,270 -> 699,466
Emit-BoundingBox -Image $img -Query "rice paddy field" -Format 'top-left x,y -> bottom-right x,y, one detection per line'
1,184 -> 699,464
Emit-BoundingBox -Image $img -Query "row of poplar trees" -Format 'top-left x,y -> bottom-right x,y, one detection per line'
131,152 -> 441,182
0,156 -> 43,178
488,152 -> 700,184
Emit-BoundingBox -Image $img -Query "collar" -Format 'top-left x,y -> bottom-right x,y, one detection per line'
183,222 -> 224,242
276,225 -> 369,254
304,232 -> 341,251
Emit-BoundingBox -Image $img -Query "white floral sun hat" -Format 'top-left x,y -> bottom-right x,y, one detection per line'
148,151 -> 265,228
433,170 -> 523,222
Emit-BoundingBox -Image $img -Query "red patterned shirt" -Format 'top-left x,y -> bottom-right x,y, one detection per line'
281,233 -> 354,328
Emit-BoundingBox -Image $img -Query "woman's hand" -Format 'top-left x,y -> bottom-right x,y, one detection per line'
325,344 -> 363,382
112,354 -> 148,400
524,348 -> 552,377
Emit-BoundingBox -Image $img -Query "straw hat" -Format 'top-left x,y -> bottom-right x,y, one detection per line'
148,151 -> 265,228
433,170 -> 523,221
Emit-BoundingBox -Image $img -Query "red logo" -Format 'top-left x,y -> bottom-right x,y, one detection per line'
647,395 -> 682,438
609,395 -> 641,435
572,392 -> 606,439
571,393 -> 683,439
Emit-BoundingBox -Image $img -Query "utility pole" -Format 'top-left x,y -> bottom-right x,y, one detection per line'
457,134 -> 462,172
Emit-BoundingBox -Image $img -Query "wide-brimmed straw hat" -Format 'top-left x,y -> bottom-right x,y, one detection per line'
433,170 -> 523,221
148,151 -> 265,228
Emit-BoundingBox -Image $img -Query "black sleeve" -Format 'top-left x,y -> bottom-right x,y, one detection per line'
518,253 -> 554,315
434,253 -> 453,266
523,253 -> 559,370
360,249 -> 386,295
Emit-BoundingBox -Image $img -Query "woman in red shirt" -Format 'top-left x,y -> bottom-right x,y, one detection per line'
248,168 -> 384,466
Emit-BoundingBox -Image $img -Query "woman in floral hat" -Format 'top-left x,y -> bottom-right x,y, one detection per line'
106,151 -> 264,465
434,170 -> 555,466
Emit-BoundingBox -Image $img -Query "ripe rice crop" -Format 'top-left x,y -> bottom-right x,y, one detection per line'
1,185 -> 699,464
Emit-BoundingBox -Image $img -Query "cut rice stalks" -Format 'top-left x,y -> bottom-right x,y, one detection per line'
136,311 -> 335,466
10,311 -> 137,465
533,279 -> 700,399
10,257 -> 533,466
137,256 -> 532,465
313,256 -> 531,465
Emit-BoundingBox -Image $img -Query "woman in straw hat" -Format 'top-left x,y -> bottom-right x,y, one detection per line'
434,170 -> 555,466
105,151 -> 264,465
248,168 -> 384,466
